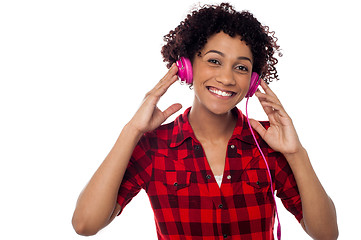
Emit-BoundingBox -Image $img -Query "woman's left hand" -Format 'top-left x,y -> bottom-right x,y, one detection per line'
249,80 -> 304,157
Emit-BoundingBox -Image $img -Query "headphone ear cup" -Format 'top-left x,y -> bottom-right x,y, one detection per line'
246,72 -> 260,98
176,57 -> 193,84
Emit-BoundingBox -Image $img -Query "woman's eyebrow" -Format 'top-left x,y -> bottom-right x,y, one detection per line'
204,50 -> 253,63
205,49 -> 225,57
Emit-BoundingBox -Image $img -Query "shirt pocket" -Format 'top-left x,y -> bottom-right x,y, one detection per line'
245,169 -> 271,191
163,170 -> 192,192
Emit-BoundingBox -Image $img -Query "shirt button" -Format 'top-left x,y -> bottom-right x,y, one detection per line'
206,174 -> 211,179
223,234 -> 228,238
227,175 -> 231,180
218,204 -> 223,209
230,144 -> 235,149
173,182 -> 178,186
194,145 -> 200,150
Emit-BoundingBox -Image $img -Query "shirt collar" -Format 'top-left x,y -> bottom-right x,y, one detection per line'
169,107 -> 259,148
169,107 -> 196,148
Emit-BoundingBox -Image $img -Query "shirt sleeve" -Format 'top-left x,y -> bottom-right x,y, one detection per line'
258,121 -> 303,222
274,152 -> 303,222
116,134 -> 153,216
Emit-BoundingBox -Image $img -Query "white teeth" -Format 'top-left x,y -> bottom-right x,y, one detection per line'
209,88 -> 232,97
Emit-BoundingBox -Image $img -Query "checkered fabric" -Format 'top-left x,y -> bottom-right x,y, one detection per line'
117,107 -> 303,240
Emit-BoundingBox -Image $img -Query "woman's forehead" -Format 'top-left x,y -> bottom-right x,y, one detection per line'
201,32 -> 253,61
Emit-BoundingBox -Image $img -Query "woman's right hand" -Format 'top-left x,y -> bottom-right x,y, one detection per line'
128,63 -> 182,134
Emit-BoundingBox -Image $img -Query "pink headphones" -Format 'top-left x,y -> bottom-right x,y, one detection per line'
176,57 -> 193,85
176,57 -> 260,97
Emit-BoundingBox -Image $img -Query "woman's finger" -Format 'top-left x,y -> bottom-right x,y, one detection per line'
255,91 -> 281,106
150,63 -> 179,98
259,79 -> 279,99
162,103 -> 183,121
259,101 -> 275,116
255,90 -> 279,115
249,118 -> 267,139
259,100 -> 289,118
158,63 -> 178,85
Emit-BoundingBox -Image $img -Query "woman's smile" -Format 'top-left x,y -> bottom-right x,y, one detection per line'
207,86 -> 235,98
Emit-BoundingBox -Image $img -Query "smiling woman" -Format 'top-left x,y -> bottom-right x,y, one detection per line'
72,2 -> 338,240
190,32 -> 253,116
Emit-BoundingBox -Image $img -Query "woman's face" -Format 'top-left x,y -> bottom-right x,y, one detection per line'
191,31 -> 253,115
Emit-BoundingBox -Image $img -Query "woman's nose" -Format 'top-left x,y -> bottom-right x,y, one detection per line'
216,68 -> 236,85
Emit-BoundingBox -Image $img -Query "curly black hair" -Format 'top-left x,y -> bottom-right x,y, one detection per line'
161,3 -> 281,84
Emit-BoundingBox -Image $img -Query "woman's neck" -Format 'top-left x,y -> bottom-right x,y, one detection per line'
188,106 -> 237,144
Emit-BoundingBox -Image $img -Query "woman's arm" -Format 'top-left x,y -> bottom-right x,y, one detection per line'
72,124 -> 143,236
71,64 -> 181,236
285,148 -> 338,240
250,80 -> 338,240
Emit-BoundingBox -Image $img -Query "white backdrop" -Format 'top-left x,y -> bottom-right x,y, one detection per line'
1,0 -> 360,239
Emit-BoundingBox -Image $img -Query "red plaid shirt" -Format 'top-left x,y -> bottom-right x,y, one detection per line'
117,107 -> 303,240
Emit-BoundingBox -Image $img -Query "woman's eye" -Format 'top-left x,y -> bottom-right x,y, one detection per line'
236,65 -> 248,72
208,59 -> 220,65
